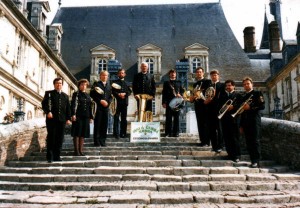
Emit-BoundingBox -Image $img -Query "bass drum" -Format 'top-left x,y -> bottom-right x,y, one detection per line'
169,97 -> 184,111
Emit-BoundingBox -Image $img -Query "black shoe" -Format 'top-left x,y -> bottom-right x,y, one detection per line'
173,134 -> 179,137
47,160 -> 52,163
114,135 -> 120,139
250,163 -> 258,168
214,149 -> 222,153
100,142 -> 106,147
120,134 -> 126,138
53,158 -> 62,162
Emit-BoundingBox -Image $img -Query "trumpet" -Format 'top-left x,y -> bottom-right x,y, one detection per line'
231,94 -> 253,118
218,98 -> 236,119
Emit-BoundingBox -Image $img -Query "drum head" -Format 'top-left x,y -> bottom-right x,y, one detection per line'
169,97 -> 184,111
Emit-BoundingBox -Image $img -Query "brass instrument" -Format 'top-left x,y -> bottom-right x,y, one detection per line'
183,90 -> 191,101
204,86 -> 215,100
231,94 -> 253,118
94,86 -> 104,94
91,98 -> 97,119
109,83 -> 122,116
109,96 -> 117,116
218,98 -> 236,119
135,94 -> 153,122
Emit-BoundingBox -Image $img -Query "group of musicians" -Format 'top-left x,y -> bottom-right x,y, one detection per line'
42,64 -> 265,168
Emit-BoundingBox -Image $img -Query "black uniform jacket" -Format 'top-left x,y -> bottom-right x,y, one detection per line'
90,81 -> 112,111
41,90 -> 71,122
132,72 -> 156,96
71,91 -> 93,119
162,80 -> 184,105
240,90 -> 265,126
111,79 -> 132,106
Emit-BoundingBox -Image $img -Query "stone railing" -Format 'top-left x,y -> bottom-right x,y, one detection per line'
0,118 -> 47,165
261,117 -> 300,170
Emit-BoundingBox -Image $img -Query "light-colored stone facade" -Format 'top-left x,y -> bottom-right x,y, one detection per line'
0,0 -> 77,123
267,54 -> 300,122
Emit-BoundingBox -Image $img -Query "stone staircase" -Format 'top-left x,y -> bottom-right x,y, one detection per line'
0,134 -> 299,208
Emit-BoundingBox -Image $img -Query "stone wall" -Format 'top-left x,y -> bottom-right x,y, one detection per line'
261,117 -> 300,170
0,118 -> 47,166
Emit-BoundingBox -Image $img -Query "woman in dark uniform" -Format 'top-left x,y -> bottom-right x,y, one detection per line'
71,79 -> 94,156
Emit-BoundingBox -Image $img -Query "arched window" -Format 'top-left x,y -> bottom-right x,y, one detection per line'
192,57 -> 201,73
145,58 -> 154,74
98,59 -> 107,72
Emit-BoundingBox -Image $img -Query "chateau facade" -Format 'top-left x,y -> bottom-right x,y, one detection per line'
0,0 -> 77,123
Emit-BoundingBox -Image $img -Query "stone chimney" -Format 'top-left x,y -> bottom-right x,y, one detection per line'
243,26 -> 256,53
268,21 -> 281,52
47,24 -> 63,58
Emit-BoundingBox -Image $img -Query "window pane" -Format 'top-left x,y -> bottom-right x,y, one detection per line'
98,59 -> 107,72
192,58 -> 201,73
145,58 -> 154,74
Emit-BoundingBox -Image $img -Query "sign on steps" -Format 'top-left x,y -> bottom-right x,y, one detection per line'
130,122 -> 160,142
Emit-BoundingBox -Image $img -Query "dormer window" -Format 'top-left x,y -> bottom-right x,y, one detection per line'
137,44 -> 162,75
90,44 -> 116,82
184,43 -> 209,74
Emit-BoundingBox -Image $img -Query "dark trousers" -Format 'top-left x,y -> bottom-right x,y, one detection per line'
165,106 -> 180,136
207,110 -> 223,151
195,103 -> 209,145
221,115 -> 241,160
243,117 -> 261,163
46,119 -> 65,161
113,104 -> 128,136
94,110 -> 108,146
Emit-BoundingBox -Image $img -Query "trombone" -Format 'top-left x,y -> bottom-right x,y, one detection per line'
231,94 -> 253,118
218,98 -> 236,119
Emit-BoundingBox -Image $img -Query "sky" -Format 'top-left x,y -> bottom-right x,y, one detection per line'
46,0 -> 300,48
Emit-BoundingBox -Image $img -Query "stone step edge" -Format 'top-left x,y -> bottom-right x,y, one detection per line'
0,173 -> 299,182
0,181 -> 299,193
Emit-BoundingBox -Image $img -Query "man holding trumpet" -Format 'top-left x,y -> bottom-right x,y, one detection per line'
239,77 -> 265,168
218,80 -> 241,162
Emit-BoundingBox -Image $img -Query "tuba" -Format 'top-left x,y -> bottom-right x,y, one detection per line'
135,94 -> 153,122
109,83 -> 122,116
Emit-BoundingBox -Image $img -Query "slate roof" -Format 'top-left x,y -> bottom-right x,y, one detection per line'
52,3 -> 270,82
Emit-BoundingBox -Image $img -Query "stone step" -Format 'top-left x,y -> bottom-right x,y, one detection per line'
0,165 -> 293,176
0,190 -> 299,206
0,172 -> 299,183
0,180 -> 299,192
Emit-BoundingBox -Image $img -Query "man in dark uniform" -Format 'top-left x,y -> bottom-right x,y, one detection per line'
204,69 -> 225,153
190,67 -> 210,146
111,69 -> 132,139
132,62 -> 156,120
90,70 -> 112,147
162,69 -> 184,137
41,77 -> 71,163
218,80 -> 242,162
240,76 -> 265,168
